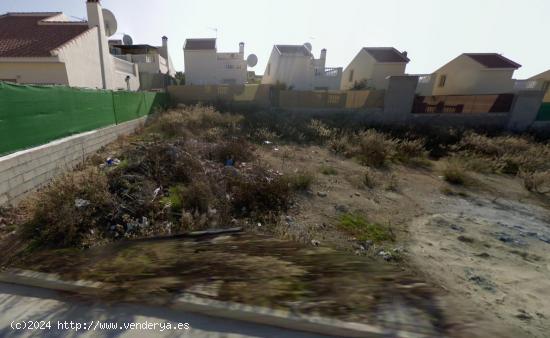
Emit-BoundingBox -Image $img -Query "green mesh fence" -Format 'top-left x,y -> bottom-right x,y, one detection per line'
0,82 -> 168,156
536,103 -> 550,121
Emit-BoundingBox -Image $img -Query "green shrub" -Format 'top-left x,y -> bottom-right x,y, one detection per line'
285,171 -> 315,191
338,213 -> 394,242
356,130 -> 397,167
320,166 -> 338,176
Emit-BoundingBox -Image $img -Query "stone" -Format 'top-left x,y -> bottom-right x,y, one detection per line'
317,191 -> 328,197
334,204 -> 348,213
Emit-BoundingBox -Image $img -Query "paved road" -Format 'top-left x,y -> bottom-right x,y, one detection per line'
0,282 -> 333,338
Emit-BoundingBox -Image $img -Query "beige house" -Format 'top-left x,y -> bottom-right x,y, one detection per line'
341,47 -> 410,90
0,0 -> 139,90
184,38 -> 249,85
261,44 -> 342,91
417,53 -> 521,96
528,70 -> 550,101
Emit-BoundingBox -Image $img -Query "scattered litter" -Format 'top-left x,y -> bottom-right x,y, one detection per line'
106,157 -> 121,167
257,222 -> 262,227
311,239 -> 320,246
317,191 -> 328,198
151,187 -> 162,202
74,198 -> 90,208
225,158 -> 235,166
263,140 -> 273,145
273,147 -> 280,151
378,250 -> 393,261
494,232 -> 526,246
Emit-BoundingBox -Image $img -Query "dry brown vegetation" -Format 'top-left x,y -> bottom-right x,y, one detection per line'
4,105 -> 550,253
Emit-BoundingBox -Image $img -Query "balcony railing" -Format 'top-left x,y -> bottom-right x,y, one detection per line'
314,67 -> 342,77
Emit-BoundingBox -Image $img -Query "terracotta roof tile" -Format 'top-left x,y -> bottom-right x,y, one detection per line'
0,14 -> 90,57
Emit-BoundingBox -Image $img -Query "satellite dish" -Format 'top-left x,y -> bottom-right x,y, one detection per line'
304,42 -> 312,52
246,54 -> 258,67
102,9 -> 118,37
123,34 -> 133,46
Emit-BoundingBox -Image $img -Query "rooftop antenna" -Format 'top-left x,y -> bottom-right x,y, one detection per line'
208,27 -> 218,38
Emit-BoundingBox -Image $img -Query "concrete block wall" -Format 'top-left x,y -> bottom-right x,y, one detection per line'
0,117 -> 147,206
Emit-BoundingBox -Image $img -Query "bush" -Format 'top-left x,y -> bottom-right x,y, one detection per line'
363,169 -> 376,189
21,169 -> 115,248
338,213 -> 394,242
211,139 -> 255,164
285,170 -> 315,191
522,171 -> 550,194
443,160 -> 467,185
320,166 -> 338,176
394,139 -> 428,164
228,168 -> 292,215
356,130 -> 397,167
181,180 -> 214,214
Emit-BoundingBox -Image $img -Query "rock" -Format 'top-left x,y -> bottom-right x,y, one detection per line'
285,215 -> 293,223
476,252 -> 491,259
355,192 -> 361,197
457,235 -> 475,243
516,310 -> 533,321
451,224 -> 465,232
311,239 -> 321,247
334,205 -> 348,213
317,191 -> 328,198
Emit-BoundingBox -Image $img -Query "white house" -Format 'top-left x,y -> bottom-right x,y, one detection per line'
341,47 -> 410,90
0,0 -> 139,91
261,44 -> 342,91
417,53 -> 521,96
110,37 -> 176,89
111,37 -> 176,77
184,38 -> 249,85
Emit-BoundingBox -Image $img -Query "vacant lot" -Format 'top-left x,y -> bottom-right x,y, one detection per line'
1,106 -> 549,337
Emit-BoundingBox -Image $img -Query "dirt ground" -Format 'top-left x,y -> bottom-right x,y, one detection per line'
258,143 -> 550,338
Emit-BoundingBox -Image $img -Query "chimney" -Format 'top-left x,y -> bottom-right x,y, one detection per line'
320,48 -> 327,60
86,0 -> 113,89
402,51 -> 408,58
319,48 -> 327,68
161,36 -> 168,58
86,0 -> 104,30
239,42 -> 245,55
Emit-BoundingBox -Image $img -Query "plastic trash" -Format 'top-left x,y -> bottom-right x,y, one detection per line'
264,140 -> 272,145
106,157 -> 121,167
74,198 -> 91,208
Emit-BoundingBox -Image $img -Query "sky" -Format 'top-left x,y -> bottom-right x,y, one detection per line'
1,0 -> 549,78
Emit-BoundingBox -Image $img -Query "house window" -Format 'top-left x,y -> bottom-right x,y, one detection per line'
267,63 -> 271,76
225,64 -> 234,69
438,75 -> 447,88
349,70 -> 354,83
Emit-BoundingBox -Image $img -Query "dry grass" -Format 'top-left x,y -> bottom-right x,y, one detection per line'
21,168 -> 114,248
442,160 -> 468,185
